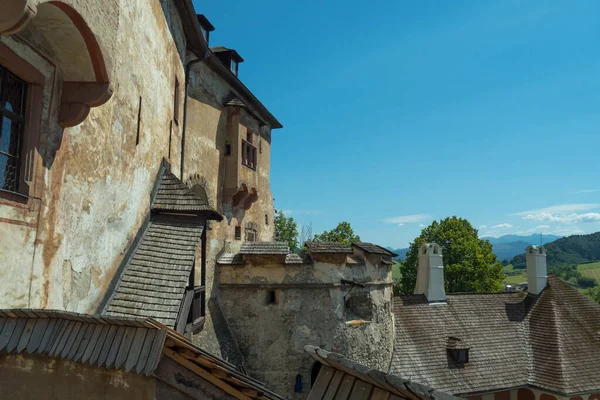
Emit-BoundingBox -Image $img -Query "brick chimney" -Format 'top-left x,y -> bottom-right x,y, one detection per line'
526,245 -> 547,295
415,243 -> 446,302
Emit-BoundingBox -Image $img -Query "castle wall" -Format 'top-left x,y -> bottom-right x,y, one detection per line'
0,0 -> 188,312
218,256 -> 394,399
183,62 -> 275,358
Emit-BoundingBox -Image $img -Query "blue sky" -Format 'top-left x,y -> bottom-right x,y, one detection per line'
194,0 -> 600,248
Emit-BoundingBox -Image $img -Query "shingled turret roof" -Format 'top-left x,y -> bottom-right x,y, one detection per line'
152,167 -> 222,221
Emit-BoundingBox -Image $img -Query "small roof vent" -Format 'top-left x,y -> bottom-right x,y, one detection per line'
197,15 -> 215,45
446,337 -> 470,365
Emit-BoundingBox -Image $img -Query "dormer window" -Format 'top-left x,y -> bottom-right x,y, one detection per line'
197,15 -> 215,45
211,47 -> 244,77
446,337 -> 469,365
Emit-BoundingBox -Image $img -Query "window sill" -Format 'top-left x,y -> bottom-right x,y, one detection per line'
241,163 -> 257,171
0,189 -> 33,209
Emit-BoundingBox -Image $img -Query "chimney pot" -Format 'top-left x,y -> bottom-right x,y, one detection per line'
526,245 -> 547,295
415,243 -> 446,302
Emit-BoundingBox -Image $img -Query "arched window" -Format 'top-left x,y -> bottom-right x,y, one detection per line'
517,389 -> 535,400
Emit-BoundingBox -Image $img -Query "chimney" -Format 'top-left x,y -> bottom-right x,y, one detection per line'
526,245 -> 547,295
415,243 -> 446,303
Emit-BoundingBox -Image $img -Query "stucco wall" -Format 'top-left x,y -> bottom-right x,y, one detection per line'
218,256 -> 394,399
0,0 -> 187,312
0,353 -> 156,399
183,62 -> 275,359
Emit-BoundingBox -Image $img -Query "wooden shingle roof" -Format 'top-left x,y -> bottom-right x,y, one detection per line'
152,168 -> 222,221
305,241 -> 352,254
239,241 -> 290,255
0,309 -> 285,399
305,346 -> 462,400
391,275 -> 600,396
104,221 -> 203,328
352,242 -> 398,257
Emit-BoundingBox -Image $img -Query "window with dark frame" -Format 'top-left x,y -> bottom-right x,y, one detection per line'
231,60 -> 238,76
241,134 -> 257,170
173,78 -> 180,124
234,226 -> 241,240
0,66 -> 27,194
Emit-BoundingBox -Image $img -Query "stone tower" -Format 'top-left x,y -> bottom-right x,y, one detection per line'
215,241 -> 396,399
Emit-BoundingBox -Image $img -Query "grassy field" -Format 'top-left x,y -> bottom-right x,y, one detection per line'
578,261 -> 600,281
392,262 -> 402,280
502,261 -> 600,286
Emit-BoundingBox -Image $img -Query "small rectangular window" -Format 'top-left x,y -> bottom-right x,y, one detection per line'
225,143 -> 231,156
231,60 -> 238,76
241,138 -> 257,170
265,214 -> 269,225
235,226 -> 241,240
267,290 -> 277,305
173,78 -> 180,125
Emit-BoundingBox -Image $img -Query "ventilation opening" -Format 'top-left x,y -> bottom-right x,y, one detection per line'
267,290 -> 277,305
344,292 -> 373,321
225,143 -> 231,156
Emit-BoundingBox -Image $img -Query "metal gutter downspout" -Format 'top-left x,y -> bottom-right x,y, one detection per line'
180,51 -> 210,178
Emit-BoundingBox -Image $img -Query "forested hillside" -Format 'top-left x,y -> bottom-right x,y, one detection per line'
511,232 -> 600,268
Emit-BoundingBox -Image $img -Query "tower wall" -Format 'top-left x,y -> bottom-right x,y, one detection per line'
218,253 -> 394,399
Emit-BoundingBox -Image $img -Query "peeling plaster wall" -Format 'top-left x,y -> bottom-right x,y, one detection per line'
183,62 -> 275,359
218,257 -> 394,399
0,0 -> 187,312
0,354 -> 156,399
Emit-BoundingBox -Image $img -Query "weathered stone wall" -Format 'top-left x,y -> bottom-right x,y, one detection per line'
218,256 -> 395,399
0,354 -> 156,399
183,61 -> 275,360
0,0 -> 187,312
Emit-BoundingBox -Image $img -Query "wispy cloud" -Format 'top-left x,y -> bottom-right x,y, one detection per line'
383,214 -> 432,224
490,223 -> 512,229
569,189 -> 598,194
512,204 -> 600,224
536,224 -> 551,230
280,209 -> 322,216
419,224 -> 426,227
479,225 -> 488,229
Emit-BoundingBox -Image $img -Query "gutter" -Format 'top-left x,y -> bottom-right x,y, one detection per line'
180,52 -> 210,178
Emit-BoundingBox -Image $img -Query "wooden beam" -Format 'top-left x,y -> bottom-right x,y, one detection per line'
163,348 -> 252,400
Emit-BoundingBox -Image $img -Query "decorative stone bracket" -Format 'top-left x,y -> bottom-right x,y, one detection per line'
59,82 -> 113,128
231,183 -> 258,210
1,1 -> 114,128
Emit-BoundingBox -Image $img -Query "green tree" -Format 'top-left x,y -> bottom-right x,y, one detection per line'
274,210 -> 299,251
397,216 -> 504,295
584,286 -> 600,305
313,221 -> 360,247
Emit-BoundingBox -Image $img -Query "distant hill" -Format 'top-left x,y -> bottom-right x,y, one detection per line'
386,247 -> 409,261
510,232 -> 600,268
388,233 -> 562,263
483,234 -> 562,245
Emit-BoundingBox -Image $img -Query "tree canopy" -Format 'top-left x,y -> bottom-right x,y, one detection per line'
274,210 -> 299,251
396,216 -> 504,295
313,221 -> 360,247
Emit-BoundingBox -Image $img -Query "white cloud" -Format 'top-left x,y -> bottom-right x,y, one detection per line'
397,223 -> 404,227
490,223 -> 512,229
383,214 -> 432,224
536,225 -> 550,230
569,189 -> 598,194
479,225 -> 488,229
419,224 -> 426,227
512,204 -> 600,224
279,209 -> 322,216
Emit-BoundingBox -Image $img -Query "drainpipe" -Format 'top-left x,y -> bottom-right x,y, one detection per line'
180,51 -> 210,178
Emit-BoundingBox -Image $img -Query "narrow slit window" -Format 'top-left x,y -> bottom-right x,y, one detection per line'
267,290 -> 277,305
235,226 -> 241,240
173,78 -> 180,124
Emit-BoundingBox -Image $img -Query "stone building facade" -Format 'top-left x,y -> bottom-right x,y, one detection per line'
0,0 -> 278,331
217,241 -> 397,399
